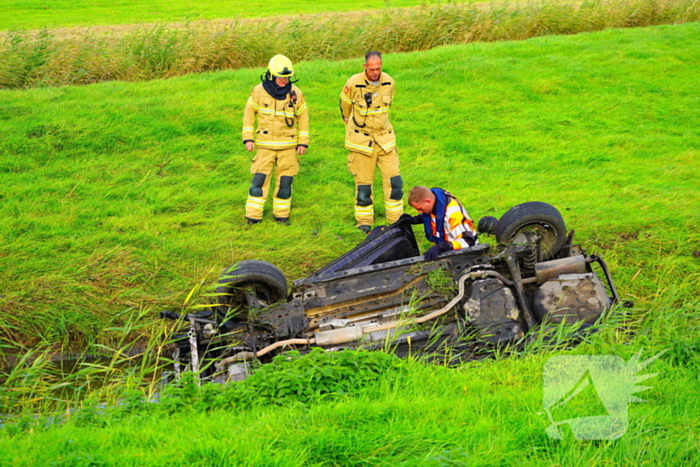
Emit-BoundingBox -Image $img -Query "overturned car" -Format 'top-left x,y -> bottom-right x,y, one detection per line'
162,202 -> 618,381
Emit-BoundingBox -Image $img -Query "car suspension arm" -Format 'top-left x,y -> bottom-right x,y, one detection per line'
505,255 -> 538,331
217,269 -> 516,368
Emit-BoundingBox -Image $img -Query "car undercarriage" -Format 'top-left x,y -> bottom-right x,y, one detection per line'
162,202 -> 618,382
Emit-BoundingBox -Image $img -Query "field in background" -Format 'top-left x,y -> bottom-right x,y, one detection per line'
1,20 -> 698,347
2,0 -> 698,89
0,0 -> 430,30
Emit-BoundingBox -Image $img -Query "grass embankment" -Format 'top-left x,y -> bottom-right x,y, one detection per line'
1,21 -> 699,466
2,344 -> 699,465
1,21 -> 698,347
1,0 -> 699,88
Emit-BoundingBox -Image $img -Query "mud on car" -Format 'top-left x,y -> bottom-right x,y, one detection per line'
162,202 -> 618,382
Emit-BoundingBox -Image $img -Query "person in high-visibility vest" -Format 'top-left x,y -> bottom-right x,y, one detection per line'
243,54 -> 309,225
402,186 -> 478,261
340,51 -> 403,234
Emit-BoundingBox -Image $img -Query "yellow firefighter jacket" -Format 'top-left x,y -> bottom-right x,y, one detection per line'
340,72 -> 395,156
243,83 -> 309,150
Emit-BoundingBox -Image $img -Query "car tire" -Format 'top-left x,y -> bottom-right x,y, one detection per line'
494,202 -> 567,260
216,260 -> 287,321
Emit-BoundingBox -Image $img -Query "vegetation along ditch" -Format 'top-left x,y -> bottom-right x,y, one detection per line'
1,0 -> 699,89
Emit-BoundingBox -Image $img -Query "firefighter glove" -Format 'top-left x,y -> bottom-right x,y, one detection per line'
425,242 -> 452,261
398,213 -> 422,225
463,234 -> 476,247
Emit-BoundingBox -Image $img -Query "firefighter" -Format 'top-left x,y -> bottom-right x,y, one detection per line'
243,54 -> 309,225
340,51 -> 403,234
404,186 -> 478,261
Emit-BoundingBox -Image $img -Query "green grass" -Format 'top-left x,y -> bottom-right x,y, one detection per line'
0,0 -> 432,30
1,21 -> 699,465
2,344 -> 699,466
1,22 -> 698,348
2,0 -> 698,89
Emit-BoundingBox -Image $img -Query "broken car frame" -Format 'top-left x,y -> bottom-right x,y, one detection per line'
162,202 -> 618,381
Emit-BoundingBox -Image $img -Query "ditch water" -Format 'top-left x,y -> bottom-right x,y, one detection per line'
1,348 -> 175,413
0,350 -> 181,430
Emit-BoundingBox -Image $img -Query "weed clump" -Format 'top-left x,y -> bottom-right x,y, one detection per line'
0,348 -> 407,431
160,348 -> 406,413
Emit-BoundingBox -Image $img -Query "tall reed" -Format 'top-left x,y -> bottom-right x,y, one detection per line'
0,307 -> 176,417
1,0 -> 698,89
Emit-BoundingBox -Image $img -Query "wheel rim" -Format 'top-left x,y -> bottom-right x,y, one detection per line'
510,222 -> 559,256
219,282 -> 281,320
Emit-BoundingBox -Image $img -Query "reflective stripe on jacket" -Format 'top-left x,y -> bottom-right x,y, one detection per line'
243,84 -> 309,150
340,72 -> 395,155
422,189 -> 477,250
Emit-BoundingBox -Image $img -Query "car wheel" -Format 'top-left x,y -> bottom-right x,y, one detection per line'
494,202 -> 567,260
216,260 -> 287,321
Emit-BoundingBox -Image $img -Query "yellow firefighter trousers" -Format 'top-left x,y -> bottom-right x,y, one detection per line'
347,144 -> 403,226
245,147 -> 299,220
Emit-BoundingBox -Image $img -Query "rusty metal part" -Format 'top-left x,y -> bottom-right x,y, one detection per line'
463,278 -> 523,343
214,338 -> 316,371
587,254 -> 620,303
535,255 -> 587,284
531,273 -> 609,324
315,326 -> 364,346
506,255 -> 537,331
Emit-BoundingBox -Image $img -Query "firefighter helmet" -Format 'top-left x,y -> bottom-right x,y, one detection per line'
268,54 -> 294,79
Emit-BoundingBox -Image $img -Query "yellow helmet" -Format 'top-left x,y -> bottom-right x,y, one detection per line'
268,54 -> 294,78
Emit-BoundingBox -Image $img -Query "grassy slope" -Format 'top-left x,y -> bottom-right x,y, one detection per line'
1,22 -> 698,346
1,21 -> 699,467
0,0 -> 432,30
4,0 -> 698,91
1,350 -> 699,466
